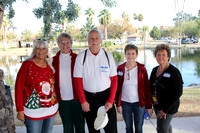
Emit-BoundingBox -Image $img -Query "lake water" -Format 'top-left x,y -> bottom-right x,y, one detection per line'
0,47 -> 200,89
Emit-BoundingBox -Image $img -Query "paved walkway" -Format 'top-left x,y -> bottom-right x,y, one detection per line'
16,116 -> 200,133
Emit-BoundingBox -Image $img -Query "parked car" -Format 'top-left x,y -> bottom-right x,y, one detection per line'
181,38 -> 192,44
129,40 -> 143,45
191,38 -> 198,43
160,37 -> 168,40
113,41 -> 121,45
168,39 -> 176,43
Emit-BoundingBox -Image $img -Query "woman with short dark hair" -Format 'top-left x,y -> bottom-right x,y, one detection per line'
150,44 -> 183,133
116,44 -> 153,133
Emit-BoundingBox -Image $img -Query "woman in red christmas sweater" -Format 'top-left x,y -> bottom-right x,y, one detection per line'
15,39 -> 58,133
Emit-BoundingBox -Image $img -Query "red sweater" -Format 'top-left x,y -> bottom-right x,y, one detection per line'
52,50 -> 78,100
115,62 -> 152,109
15,60 -> 58,120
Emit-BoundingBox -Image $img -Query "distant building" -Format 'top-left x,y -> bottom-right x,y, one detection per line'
127,33 -> 142,43
160,26 -> 172,30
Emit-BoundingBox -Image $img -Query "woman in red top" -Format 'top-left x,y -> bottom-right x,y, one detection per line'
15,39 -> 58,133
116,44 -> 153,133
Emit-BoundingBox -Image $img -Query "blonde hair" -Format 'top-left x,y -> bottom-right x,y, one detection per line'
25,39 -> 55,73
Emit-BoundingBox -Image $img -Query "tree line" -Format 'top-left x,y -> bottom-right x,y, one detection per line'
0,0 -> 200,50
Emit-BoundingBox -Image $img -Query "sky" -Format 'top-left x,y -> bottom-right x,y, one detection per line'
11,0 -> 200,36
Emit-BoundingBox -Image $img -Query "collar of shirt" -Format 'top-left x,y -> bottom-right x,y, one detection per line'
60,52 -> 70,58
88,48 -> 103,57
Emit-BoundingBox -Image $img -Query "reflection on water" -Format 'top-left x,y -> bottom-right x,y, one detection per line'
0,48 -> 200,89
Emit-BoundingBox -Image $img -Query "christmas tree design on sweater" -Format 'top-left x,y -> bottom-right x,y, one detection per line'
25,89 -> 40,109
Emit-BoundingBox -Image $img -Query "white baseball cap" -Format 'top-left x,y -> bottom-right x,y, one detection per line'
94,106 -> 109,130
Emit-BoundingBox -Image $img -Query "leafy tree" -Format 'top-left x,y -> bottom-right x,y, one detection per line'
182,21 -> 198,37
112,51 -> 124,65
32,0 -> 115,39
85,8 -> 95,24
107,19 -> 135,41
35,27 -> 44,39
100,0 -> 117,8
108,20 -> 126,42
1,0 -> 116,41
195,18 -> 200,38
169,27 -> 179,38
33,0 -> 62,39
65,24 -> 83,42
0,0 -> 20,29
98,9 -> 111,41
160,29 -> 170,38
6,31 -> 17,42
173,12 -> 197,26
80,22 -> 96,41
21,29 -> 34,42
150,26 -> 161,40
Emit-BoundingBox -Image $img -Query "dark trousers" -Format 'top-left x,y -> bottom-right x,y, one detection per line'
84,89 -> 117,133
155,109 -> 174,133
59,100 -> 85,133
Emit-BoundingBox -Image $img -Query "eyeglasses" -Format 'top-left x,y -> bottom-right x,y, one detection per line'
36,39 -> 47,41
59,41 -> 70,45
126,70 -> 130,80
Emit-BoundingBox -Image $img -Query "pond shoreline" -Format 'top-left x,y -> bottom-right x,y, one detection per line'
1,44 -> 200,88
0,43 -> 200,55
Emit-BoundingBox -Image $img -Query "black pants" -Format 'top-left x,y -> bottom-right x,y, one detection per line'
84,89 -> 117,133
59,100 -> 85,133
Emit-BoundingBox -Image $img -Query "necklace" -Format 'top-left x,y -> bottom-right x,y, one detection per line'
156,63 -> 169,77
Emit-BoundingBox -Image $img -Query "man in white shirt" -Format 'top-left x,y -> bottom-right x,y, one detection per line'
74,29 -> 118,133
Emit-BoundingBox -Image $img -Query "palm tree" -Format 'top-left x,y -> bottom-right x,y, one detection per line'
85,8 -> 95,23
122,12 -> 130,22
98,9 -> 111,41
133,13 -> 143,22
80,22 -> 96,41
2,15 -> 9,51
138,14 -> 143,22
142,26 -> 149,47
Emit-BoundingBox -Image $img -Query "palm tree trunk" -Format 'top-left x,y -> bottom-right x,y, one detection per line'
3,25 -> 7,51
104,26 -> 107,41
0,5 -> 5,30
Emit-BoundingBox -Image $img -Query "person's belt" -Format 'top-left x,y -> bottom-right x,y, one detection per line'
84,88 -> 109,96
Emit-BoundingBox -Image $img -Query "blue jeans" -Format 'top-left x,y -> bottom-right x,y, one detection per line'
24,115 -> 56,133
155,109 -> 174,133
121,101 -> 145,133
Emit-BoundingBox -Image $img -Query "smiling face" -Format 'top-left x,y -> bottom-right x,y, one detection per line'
88,30 -> 102,54
156,49 -> 169,66
58,37 -> 72,54
125,49 -> 138,63
35,43 -> 48,60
